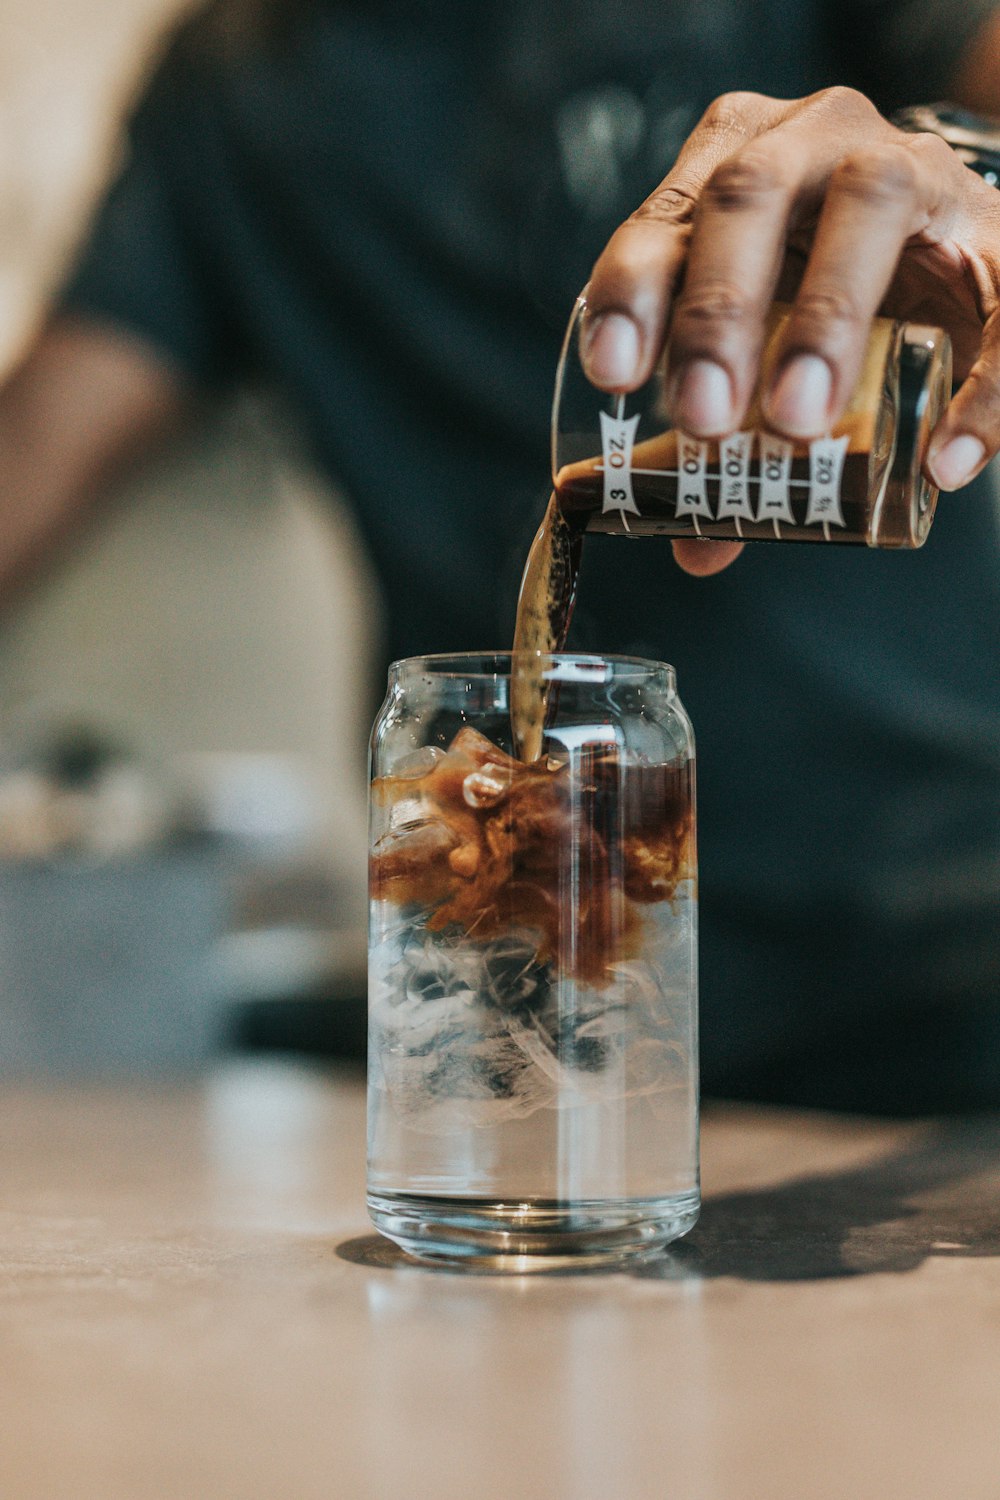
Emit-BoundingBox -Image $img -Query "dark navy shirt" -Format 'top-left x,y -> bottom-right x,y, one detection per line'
62,0 -> 1000,1110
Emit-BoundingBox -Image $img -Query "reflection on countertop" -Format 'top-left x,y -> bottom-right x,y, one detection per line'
3,1061 -> 1000,1500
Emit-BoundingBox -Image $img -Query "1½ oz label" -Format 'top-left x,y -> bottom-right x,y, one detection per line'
716,432 -> 755,523
599,410 -> 641,516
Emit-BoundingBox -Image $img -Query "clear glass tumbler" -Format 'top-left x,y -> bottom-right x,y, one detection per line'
367,652 -> 699,1270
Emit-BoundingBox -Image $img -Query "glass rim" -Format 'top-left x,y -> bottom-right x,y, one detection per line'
387,651 -> 677,687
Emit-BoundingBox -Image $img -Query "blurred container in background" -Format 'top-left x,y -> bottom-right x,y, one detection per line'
0,716 -> 227,1075
0,719 -> 366,1076
0,4 -> 378,1072
0,852 -> 228,1076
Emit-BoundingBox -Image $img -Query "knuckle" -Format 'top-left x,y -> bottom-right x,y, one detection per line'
631,185 -> 697,227
701,90 -> 765,134
792,288 -> 864,332
704,151 -> 789,212
904,131 -> 967,214
812,85 -> 877,120
904,130 -> 956,172
958,361 -> 1000,410
831,147 -> 918,205
674,282 -> 755,330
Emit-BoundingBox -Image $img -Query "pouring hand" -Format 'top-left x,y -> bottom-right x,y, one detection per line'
581,87 -> 1000,573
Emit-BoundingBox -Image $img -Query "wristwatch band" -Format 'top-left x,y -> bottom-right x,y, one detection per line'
892,103 -> 1000,185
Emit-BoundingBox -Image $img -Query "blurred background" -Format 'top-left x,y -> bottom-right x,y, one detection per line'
2,0 -> 997,1091
0,0 -> 376,1074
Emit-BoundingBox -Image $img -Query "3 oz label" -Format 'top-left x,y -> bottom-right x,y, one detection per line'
599,410 -> 641,516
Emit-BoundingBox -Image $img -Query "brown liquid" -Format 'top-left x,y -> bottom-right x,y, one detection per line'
376,452 -> 692,984
509,494 -> 585,762
370,724 -> 694,985
550,308 -> 898,548
509,315 -> 898,758
555,447 -> 877,542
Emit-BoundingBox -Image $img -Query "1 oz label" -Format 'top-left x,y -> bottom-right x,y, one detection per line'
716,432 -> 755,522
805,435 -> 849,528
599,410 -> 641,516
756,434 -> 795,526
675,433 -> 713,523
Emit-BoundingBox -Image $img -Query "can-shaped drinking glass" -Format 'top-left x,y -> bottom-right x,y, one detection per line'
367,652 -> 699,1270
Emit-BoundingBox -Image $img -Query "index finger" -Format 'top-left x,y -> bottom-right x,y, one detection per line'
581,92 -> 786,392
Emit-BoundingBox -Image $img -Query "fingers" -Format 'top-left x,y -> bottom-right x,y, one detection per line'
584,82 -> 997,531
582,92 -> 785,392
666,93 -> 901,435
583,83 -> 982,462
667,101 -> 961,439
664,134 -> 817,434
927,303 -> 1000,490
762,132 -> 967,439
671,538 -> 745,576
662,96 -> 877,434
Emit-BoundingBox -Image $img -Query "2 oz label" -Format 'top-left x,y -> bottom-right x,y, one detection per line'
675,433 -> 713,525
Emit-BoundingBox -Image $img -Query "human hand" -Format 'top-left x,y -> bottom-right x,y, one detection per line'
581,87 -> 1000,575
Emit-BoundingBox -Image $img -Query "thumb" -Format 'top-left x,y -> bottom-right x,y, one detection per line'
926,307 -> 1000,491
672,539 -> 745,575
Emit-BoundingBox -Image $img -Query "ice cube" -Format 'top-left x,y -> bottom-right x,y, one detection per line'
389,745 -> 447,780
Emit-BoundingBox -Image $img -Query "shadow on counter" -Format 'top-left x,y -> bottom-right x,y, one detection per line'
644,1114 -> 1000,1283
337,1117 -> 1000,1285
238,998 -> 1000,1285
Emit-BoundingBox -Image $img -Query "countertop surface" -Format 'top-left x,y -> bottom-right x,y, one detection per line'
3,1059 -> 1000,1500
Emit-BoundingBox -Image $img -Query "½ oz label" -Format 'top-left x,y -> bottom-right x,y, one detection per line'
599,410 -> 641,516
805,434 -> 850,527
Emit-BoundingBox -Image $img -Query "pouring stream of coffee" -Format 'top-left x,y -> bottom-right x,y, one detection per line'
510,494 -> 584,762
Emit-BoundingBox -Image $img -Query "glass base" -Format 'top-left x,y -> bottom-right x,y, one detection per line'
367,1190 -> 700,1273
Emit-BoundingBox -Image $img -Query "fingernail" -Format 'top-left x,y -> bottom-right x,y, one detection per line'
766,354 -> 833,437
581,312 -> 641,389
927,434 -> 986,491
672,359 -> 734,435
